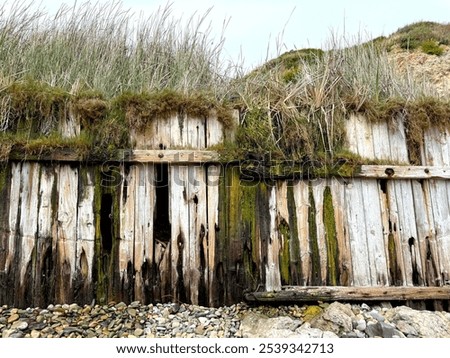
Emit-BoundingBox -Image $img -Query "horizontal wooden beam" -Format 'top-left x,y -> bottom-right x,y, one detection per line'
245,286 -> 450,302
9,149 -> 221,163
125,149 -> 220,163
357,165 -> 450,179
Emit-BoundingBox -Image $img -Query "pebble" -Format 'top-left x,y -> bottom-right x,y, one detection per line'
0,301 -> 447,338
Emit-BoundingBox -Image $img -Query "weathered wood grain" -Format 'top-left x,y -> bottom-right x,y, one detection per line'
312,180 -> 328,285
292,180 -> 310,285
387,181 -> 418,286
75,167 -> 95,303
119,165 -> 136,302
206,115 -> 223,147
353,114 -> 375,159
371,121 -> 392,160
245,286 -> 450,302
206,165 -> 220,306
133,164 -> 156,302
388,114 -> 409,163
344,179 -> 371,286
361,179 -> 389,285
5,163 -> 21,277
128,150 -> 220,163
17,162 -> 40,306
59,110 -> 80,138
34,164 -> 56,307
358,165 -> 450,179
170,165 -> 190,303
330,178 -> 352,286
266,185 -> 281,291
422,127 -> 449,166
428,179 -> 450,284
56,164 -> 79,303
411,180 -> 437,286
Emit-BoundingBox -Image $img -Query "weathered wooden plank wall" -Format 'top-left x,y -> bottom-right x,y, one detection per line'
0,113 -> 449,308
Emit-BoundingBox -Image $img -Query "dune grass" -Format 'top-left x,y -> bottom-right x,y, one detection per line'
0,0 -> 232,96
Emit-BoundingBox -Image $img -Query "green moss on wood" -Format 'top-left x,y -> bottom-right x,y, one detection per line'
308,185 -> 321,285
278,217 -> 291,285
323,186 -> 339,285
388,232 -> 399,285
287,184 -> 301,284
240,180 -> 258,269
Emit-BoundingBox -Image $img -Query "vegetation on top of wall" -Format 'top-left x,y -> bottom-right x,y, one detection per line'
114,90 -> 235,130
0,82 -> 235,161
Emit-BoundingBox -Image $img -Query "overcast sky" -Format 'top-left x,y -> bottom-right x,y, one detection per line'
18,0 -> 450,70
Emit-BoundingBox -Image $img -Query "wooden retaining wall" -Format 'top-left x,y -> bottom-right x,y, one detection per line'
0,113 -> 449,307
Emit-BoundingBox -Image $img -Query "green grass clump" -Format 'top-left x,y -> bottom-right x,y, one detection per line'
421,40 -> 444,56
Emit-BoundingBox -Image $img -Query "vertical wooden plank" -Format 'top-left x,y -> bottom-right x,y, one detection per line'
35,164 -> 56,307
423,127 -> 440,166
441,129 -> 450,166
119,165 -> 136,302
312,180 -> 328,285
378,179 -> 394,285
59,111 -> 80,138
361,179 -> 389,285
75,167 -> 95,303
133,164 -> 156,303
187,165 -> 207,305
170,165 -> 190,303
388,181 -> 422,286
353,114 -> 375,159
344,179 -> 371,286
371,121 -> 392,160
266,185 -> 281,291
276,181 -> 291,285
388,114 -> 409,163
423,127 -> 449,166
206,164 -> 220,306
386,180 -> 407,285
411,180 -> 438,286
4,162 -> 21,297
187,117 -> 206,149
0,164 -> 11,305
330,177 -> 352,286
400,180 -> 424,285
206,115 -> 224,147
56,164 -> 78,303
429,179 -> 450,284
292,180 -> 310,285
344,114 -> 359,155
170,114 -> 188,148
155,117 -> 172,150
17,162 -> 40,306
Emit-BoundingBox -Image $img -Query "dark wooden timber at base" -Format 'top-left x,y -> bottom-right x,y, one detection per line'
245,286 -> 450,302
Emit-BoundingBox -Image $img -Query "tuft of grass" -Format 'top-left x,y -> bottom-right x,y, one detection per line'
421,40 -> 444,56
